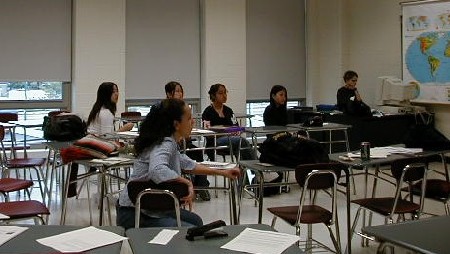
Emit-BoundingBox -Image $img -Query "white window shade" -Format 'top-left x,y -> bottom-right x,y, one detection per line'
0,0 -> 71,82
246,0 -> 306,100
126,0 -> 201,100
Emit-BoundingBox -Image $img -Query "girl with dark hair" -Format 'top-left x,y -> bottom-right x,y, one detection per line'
117,99 -> 240,229
337,71 -> 372,116
202,84 -> 256,161
68,82 -> 133,197
87,82 -> 134,134
165,81 -> 211,201
165,81 -> 184,100
263,85 -> 288,126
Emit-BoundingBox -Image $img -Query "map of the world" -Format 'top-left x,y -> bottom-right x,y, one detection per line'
406,31 -> 450,83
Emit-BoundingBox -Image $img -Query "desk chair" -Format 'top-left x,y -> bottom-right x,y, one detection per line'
0,200 -> 50,225
403,153 -> 450,215
0,112 -> 30,157
267,163 -> 345,253
350,157 -> 427,247
0,125 -> 48,203
127,180 -> 188,228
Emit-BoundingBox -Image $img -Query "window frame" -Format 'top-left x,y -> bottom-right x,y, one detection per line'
0,82 -> 71,111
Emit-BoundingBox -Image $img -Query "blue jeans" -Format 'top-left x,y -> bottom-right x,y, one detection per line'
116,203 -> 203,230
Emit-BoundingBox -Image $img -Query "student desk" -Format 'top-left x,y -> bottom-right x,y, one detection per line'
126,224 -> 303,254
238,160 -> 352,254
362,216 -> 450,254
287,122 -> 351,153
244,126 -> 299,158
0,225 -> 124,254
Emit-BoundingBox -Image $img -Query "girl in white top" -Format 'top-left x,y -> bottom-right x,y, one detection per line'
87,82 -> 134,134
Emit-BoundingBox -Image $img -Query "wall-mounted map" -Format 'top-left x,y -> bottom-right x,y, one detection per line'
403,1 -> 450,103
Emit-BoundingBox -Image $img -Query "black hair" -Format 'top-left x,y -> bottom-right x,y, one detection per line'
134,99 -> 186,156
208,83 -> 226,102
343,70 -> 358,82
165,81 -> 184,98
87,82 -> 118,126
269,85 -> 288,108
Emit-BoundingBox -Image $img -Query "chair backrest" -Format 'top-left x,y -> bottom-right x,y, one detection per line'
0,113 -> 18,123
390,157 -> 428,217
391,157 -> 427,182
127,180 -> 188,211
295,162 -> 345,190
121,111 -> 141,118
128,180 -> 188,228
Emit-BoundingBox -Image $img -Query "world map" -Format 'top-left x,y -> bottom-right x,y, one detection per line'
405,31 -> 450,83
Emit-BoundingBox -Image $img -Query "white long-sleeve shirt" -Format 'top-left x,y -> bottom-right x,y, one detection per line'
87,107 -> 115,135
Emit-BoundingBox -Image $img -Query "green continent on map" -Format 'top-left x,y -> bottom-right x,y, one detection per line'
428,55 -> 441,77
418,35 -> 438,54
445,40 -> 450,57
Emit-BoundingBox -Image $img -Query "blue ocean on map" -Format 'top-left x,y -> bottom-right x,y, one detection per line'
406,31 -> 450,84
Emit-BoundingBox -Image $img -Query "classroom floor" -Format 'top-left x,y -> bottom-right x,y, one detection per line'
10,160 -> 448,254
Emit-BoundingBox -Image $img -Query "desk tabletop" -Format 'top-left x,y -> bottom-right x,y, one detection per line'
126,224 -> 302,254
330,149 -> 448,168
244,126 -> 298,134
9,120 -> 43,127
0,225 -> 124,254
362,216 -> 450,254
239,160 -> 295,173
287,122 -> 352,131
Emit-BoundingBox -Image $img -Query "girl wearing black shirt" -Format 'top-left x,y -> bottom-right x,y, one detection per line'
263,85 -> 288,126
202,84 -> 255,161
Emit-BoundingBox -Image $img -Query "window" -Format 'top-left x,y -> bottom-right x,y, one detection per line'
0,82 -> 71,121
0,82 -> 63,101
246,100 -> 302,127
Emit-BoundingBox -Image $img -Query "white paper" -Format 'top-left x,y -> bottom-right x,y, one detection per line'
117,131 -> 139,137
89,157 -> 133,165
347,146 -> 423,159
36,226 -> 127,253
0,226 -> 28,246
0,213 -> 10,219
191,128 -> 215,134
221,228 -> 299,254
200,161 -> 236,169
148,229 -> 179,245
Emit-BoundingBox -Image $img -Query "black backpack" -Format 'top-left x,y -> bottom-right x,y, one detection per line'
43,114 -> 87,141
258,131 -> 329,168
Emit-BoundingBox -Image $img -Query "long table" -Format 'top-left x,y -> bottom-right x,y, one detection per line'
362,216 -> 450,254
0,225 -> 124,254
126,224 -> 303,254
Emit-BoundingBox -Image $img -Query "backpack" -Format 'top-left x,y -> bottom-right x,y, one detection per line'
43,114 -> 87,141
258,131 -> 329,168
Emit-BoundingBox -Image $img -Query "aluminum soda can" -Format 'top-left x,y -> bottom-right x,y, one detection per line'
360,142 -> 370,160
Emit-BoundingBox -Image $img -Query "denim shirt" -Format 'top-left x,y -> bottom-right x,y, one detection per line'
118,136 -> 196,207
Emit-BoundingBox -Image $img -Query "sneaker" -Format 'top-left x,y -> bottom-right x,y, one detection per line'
197,190 -> 211,201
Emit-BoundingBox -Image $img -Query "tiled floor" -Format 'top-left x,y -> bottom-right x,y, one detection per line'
8,160 -> 448,253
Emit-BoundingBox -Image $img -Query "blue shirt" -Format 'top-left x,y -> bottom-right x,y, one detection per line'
119,136 -> 196,207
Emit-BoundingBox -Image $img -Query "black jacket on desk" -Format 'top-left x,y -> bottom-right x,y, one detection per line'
263,104 -> 287,126
336,87 -> 372,117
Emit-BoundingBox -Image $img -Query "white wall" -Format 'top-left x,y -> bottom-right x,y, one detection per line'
71,0 -> 450,137
201,0 -> 246,113
307,0 -> 450,137
72,0 -> 126,119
